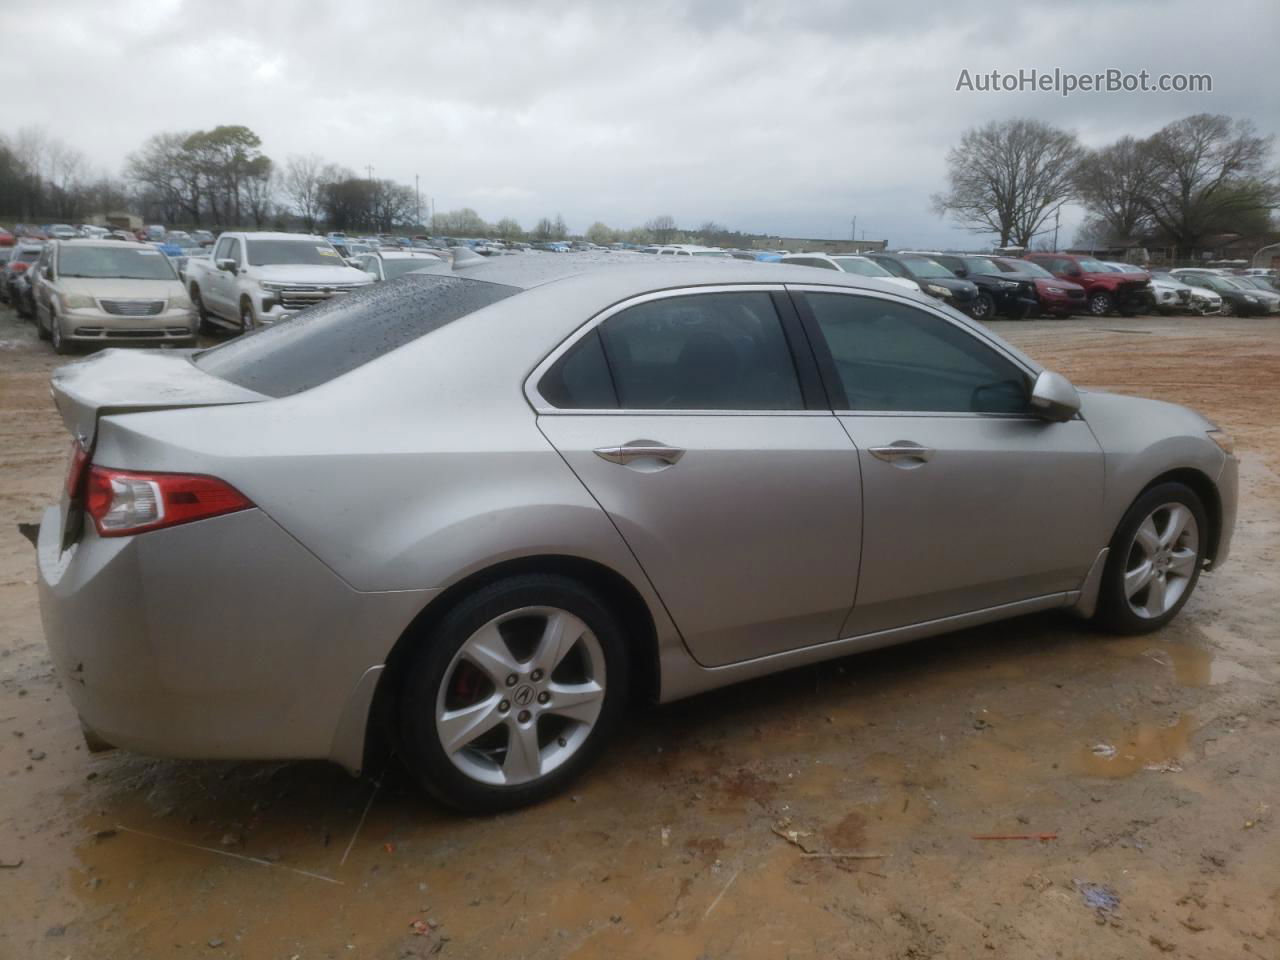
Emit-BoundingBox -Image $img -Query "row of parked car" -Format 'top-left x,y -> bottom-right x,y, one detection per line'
4,226 -> 1277,357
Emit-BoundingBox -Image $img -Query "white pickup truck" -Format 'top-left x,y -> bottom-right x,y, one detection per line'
185,231 -> 373,331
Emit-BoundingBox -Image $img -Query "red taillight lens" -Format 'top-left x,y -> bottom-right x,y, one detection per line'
66,441 -> 91,497
85,467 -> 253,537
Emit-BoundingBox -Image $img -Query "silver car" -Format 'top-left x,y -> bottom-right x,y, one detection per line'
36,257 -> 1237,811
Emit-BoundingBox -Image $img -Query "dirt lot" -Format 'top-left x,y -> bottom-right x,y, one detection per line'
1,306 -> 1277,960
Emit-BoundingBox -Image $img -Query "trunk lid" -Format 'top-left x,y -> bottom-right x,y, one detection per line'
51,347 -> 268,446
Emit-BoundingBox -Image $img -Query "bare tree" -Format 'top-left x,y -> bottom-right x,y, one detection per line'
493,217 -> 523,240
932,118 -> 1082,247
586,221 -> 615,245
697,220 -> 726,245
646,214 -> 677,243
1142,114 -> 1278,257
283,154 -> 325,231
1073,136 -> 1157,245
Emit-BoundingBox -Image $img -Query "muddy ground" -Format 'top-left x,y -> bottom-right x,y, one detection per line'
1,306 -> 1277,960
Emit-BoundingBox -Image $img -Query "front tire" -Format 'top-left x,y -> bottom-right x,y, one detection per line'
398,574 -> 630,813
1089,292 -> 1114,316
51,310 -> 76,355
969,291 -> 996,322
239,296 -> 257,333
1219,299 -> 1236,317
190,284 -> 216,334
1094,482 -> 1207,634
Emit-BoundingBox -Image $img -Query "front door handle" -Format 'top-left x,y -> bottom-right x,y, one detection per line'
868,441 -> 935,463
594,440 -> 686,465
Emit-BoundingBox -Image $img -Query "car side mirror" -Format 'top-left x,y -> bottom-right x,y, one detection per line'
1066,265 -> 1082,277
345,258 -> 362,268
216,258 -> 238,275
953,266 -> 968,278
1029,370 -> 1081,422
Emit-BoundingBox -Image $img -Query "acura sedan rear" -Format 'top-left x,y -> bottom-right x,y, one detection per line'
37,257 -> 1237,811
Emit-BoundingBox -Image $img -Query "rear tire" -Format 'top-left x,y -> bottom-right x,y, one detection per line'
1094,482 -> 1207,634
398,574 -> 629,813
239,297 -> 257,333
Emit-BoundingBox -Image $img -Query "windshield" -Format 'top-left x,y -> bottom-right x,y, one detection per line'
901,257 -> 952,279
962,257 -> 1002,276
59,246 -> 177,280
831,257 -> 891,278
246,239 -> 343,266
194,273 -> 519,398
1076,258 -> 1110,273
996,258 -> 1052,278
382,257 -> 442,279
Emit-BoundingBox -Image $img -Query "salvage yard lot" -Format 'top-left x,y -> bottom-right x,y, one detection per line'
1,307 -> 1277,959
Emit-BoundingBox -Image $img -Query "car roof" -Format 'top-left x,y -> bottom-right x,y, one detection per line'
441,250 -> 943,298
378,250 -> 445,259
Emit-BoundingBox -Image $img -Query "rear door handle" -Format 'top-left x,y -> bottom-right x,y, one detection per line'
868,442 -> 934,463
594,441 -> 685,465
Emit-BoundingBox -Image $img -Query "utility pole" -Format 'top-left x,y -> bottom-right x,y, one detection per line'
851,215 -> 857,242
415,174 -> 421,228
366,164 -> 375,181
1052,206 -> 1061,250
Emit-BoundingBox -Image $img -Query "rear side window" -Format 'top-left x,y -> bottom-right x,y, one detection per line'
194,274 -> 518,398
804,292 -> 1029,414
596,292 -> 803,410
537,329 -> 618,409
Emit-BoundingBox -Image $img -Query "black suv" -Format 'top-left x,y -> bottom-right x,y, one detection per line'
864,253 -> 979,311
917,253 -> 1039,321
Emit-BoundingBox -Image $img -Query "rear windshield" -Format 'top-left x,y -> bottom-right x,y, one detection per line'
193,273 -> 519,398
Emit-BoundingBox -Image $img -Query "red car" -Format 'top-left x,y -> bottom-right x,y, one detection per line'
0,227 -> 13,247
990,256 -> 1086,317
1023,253 -> 1151,317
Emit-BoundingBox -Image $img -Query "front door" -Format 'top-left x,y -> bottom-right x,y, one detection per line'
792,287 -> 1105,635
534,288 -> 864,667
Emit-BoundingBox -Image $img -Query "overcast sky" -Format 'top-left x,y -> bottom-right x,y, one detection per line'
6,0 -> 1276,247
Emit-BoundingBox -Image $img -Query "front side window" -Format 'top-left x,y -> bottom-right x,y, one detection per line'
803,293 -> 1029,414
589,292 -> 804,410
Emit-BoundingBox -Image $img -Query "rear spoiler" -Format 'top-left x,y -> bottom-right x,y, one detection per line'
50,348 -> 267,446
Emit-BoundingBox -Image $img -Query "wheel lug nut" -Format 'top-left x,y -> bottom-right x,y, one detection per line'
537,691 -> 550,704
557,737 -> 567,747
505,674 -> 517,687
517,710 -> 531,723
531,669 -> 544,681
498,700 -> 510,713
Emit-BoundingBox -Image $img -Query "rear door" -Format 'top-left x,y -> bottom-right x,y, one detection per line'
533,286 -> 863,667
791,287 -> 1104,635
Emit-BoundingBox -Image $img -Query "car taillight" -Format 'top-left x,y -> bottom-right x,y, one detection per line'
66,440 -> 91,497
84,467 -> 253,537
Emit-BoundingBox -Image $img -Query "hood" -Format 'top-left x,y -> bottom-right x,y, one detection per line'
1031,276 -> 1085,293
61,276 -> 186,299
925,276 -> 978,295
1078,388 -> 1216,434
1084,269 -> 1149,283
884,276 -> 921,292
248,263 -> 372,285
1149,277 -> 1190,293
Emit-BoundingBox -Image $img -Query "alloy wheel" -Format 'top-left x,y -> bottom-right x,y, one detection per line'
1089,293 -> 1112,316
434,606 -> 606,787
1122,502 -> 1199,619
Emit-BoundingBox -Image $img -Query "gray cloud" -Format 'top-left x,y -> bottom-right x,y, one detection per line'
4,0 -> 1275,247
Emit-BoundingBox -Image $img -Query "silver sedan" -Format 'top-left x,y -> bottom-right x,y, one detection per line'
36,256 -> 1237,811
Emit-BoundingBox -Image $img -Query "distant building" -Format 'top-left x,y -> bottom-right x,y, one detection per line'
88,212 -> 143,230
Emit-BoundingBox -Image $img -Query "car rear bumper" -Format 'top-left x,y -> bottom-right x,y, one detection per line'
37,504 -> 430,771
